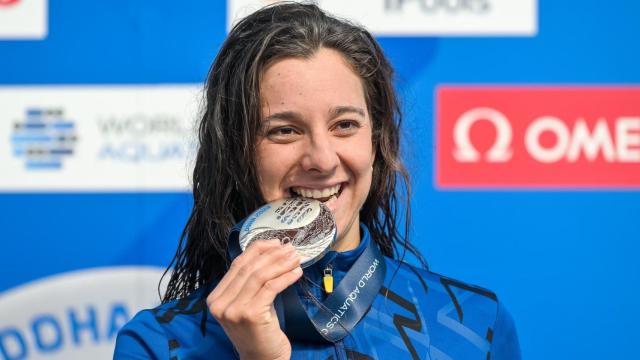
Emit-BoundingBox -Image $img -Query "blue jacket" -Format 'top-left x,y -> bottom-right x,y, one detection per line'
115,227 -> 521,359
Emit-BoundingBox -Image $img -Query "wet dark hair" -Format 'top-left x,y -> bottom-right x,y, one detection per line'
162,2 -> 427,302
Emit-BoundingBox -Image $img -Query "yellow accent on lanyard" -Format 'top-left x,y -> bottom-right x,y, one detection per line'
323,267 -> 334,293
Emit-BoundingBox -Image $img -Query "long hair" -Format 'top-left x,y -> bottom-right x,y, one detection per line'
162,2 -> 427,302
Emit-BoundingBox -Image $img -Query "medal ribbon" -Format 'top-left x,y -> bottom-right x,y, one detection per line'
227,221 -> 387,343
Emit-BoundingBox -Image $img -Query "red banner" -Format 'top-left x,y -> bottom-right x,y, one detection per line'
0,0 -> 19,6
436,86 -> 640,188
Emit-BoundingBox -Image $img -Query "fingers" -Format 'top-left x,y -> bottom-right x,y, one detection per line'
251,265 -> 303,306
207,240 -> 301,319
214,243 -> 296,308
210,239 -> 281,299
231,245 -> 302,306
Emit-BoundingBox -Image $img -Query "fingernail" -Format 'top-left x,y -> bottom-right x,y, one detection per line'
293,267 -> 302,275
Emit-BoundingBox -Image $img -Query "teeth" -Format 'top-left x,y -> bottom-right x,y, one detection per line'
292,184 -> 341,199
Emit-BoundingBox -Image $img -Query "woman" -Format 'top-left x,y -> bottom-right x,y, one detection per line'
115,3 -> 520,359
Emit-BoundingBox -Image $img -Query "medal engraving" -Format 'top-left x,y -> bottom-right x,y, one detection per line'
239,198 -> 337,268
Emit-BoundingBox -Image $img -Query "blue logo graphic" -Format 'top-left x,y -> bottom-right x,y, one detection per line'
10,108 -> 78,170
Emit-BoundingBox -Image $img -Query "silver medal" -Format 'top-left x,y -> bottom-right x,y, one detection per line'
239,198 -> 337,268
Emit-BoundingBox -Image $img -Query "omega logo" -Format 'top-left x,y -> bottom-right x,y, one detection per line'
452,107 -> 640,164
453,107 -> 513,162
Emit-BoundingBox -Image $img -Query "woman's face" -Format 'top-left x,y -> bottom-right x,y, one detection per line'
256,48 -> 375,251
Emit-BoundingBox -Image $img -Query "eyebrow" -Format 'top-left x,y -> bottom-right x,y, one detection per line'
262,105 -> 366,123
329,105 -> 366,119
263,111 -> 303,123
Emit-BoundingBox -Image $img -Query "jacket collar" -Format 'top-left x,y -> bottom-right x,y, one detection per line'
310,224 -> 371,274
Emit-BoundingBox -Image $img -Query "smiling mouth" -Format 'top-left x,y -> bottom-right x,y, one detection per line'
289,183 -> 344,203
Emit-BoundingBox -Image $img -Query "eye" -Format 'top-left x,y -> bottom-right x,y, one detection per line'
270,127 -> 295,136
332,120 -> 361,135
265,126 -> 301,143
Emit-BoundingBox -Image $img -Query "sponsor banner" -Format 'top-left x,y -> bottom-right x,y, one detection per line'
0,0 -> 47,39
228,0 -> 537,36
0,267 -> 164,360
0,85 -> 201,192
436,86 -> 640,189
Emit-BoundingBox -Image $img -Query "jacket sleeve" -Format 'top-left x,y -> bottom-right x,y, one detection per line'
114,310 -> 170,360
489,302 -> 521,360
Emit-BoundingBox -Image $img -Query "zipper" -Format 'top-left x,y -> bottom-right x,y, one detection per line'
334,339 -> 347,360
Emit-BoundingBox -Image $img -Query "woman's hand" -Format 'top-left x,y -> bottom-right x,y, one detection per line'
207,240 -> 303,360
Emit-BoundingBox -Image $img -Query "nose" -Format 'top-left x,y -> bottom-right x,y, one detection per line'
301,132 -> 339,174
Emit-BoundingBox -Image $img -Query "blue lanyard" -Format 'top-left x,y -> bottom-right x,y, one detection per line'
228,221 -> 387,343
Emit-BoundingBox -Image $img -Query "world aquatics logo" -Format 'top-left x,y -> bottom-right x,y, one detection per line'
10,108 -> 78,170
